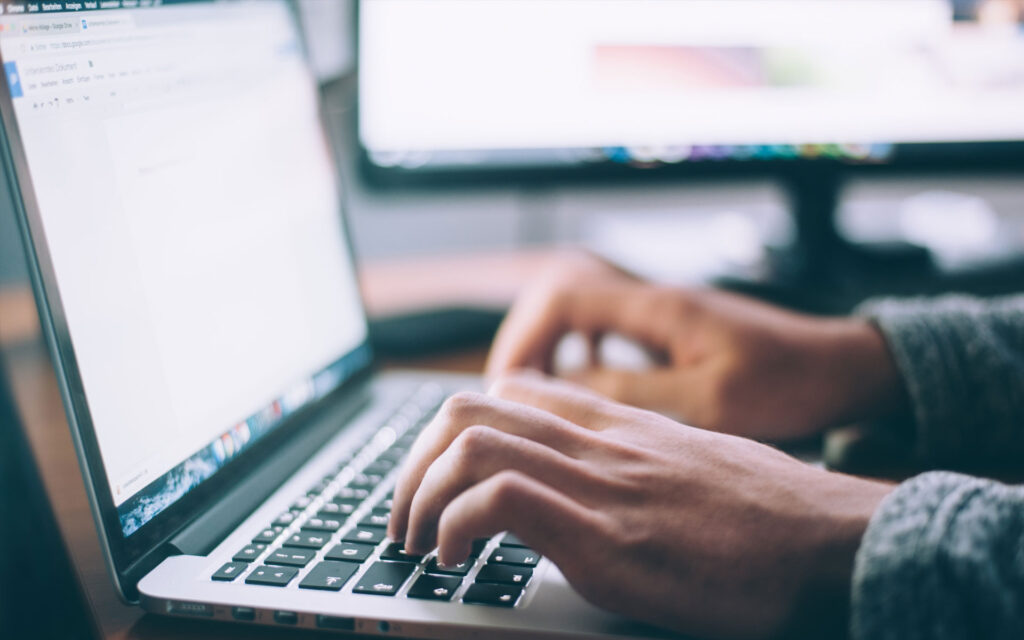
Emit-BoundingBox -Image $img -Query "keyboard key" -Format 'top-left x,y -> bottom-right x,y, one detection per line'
353,562 -> 416,596
317,502 -> 347,517
377,448 -> 406,463
462,583 -> 522,607
291,496 -> 313,510
212,562 -> 247,582
489,547 -> 540,567
252,526 -> 283,544
272,511 -> 299,527
425,557 -> 472,576
499,533 -> 529,548
406,574 -> 462,601
326,499 -> 359,516
284,532 -> 331,549
342,527 -> 385,545
360,512 -> 390,528
363,460 -> 395,475
325,542 -> 376,563
266,548 -> 316,568
379,541 -> 423,563
302,517 -> 343,533
245,566 -> 298,587
299,561 -> 359,592
375,497 -> 394,511
476,563 -> 532,586
334,487 -> 370,501
348,473 -> 383,491
232,543 -> 266,563
469,538 -> 490,558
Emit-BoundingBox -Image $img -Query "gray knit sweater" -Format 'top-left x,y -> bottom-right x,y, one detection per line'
851,295 -> 1024,639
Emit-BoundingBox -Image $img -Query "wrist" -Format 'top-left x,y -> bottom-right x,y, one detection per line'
787,473 -> 894,636
815,318 -> 909,427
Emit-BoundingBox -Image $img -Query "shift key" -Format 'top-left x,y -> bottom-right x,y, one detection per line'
352,562 -> 415,596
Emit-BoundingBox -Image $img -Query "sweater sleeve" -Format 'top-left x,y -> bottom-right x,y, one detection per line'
851,471 -> 1024,640
855,294 -> 1024,467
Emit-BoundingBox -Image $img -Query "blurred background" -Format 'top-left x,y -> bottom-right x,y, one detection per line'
4,0 -> 1024,315
2,1 -> 1023,637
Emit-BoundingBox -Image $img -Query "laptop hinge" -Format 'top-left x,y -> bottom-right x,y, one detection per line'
167,384 -> 372,557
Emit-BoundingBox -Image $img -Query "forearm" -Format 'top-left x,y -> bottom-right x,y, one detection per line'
852,471 -> 1024,639
857,294 -> 1024,467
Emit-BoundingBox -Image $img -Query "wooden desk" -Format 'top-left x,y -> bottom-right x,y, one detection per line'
0,251 -> 562,640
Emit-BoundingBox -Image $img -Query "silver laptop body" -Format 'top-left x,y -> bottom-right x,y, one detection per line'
0,1 -> 666,638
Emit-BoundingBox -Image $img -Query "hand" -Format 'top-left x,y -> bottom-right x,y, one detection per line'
486,253 -> 906,440
389,374 -> 893,639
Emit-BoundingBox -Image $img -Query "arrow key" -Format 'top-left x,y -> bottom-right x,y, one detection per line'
266,547 -> 316,567
299,561 -> 359,592
212,562 -> 247,582
407,574 -> 462,601
245,565 -> 298,587
353,561 -> 415,596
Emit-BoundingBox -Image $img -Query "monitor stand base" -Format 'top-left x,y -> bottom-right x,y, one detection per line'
713,167 -> 1022,314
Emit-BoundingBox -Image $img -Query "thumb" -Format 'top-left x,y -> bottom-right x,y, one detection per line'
568,368 -> 683,415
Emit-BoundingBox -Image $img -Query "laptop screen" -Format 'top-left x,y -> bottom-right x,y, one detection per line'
0,0 -> 369,537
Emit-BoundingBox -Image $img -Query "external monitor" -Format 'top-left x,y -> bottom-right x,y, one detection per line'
358,0 -> 1024,181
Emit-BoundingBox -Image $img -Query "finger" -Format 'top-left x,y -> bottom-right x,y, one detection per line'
388,392 -> 595,541
435,469 -> 605,574
488,372 -> 632,428
584,329 -> 604,369
486,283 -> 684,380
404,426 -> 599,554
570,368 -> 687,415
485,284 -> 571,379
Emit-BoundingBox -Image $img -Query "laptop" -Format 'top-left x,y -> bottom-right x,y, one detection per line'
0,1 -> 668,638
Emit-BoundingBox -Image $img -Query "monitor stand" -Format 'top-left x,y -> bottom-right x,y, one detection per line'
718,165 -> 935,314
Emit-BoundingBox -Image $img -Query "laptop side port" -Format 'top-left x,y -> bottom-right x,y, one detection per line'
231,607 -> 255,621
317,615 -> 356,630
166,601 -> 213,617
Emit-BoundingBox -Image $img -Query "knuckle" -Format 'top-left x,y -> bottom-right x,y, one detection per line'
487,374 -> 522,399
441,391 -> 487,423
450,425 -> 498,465
535,278 -> 573,313
486,470 -> 529,512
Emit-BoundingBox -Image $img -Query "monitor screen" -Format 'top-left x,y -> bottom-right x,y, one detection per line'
359,0 -> 1024,172
0,0 -> 370,537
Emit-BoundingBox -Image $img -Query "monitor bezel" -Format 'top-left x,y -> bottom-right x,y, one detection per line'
353,0 -> 1024,188
0,0 -> 375,602
356,138 -> 1024,189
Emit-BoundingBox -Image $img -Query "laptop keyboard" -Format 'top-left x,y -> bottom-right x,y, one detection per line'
210,384 -> 542,608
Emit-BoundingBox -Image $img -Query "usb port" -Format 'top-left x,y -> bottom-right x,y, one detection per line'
317,615 -> 355,630
232,607 -> 255,621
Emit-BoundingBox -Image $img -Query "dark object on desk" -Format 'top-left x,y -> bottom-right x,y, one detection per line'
369,307 -> 505,357
0,361 -> 94,640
